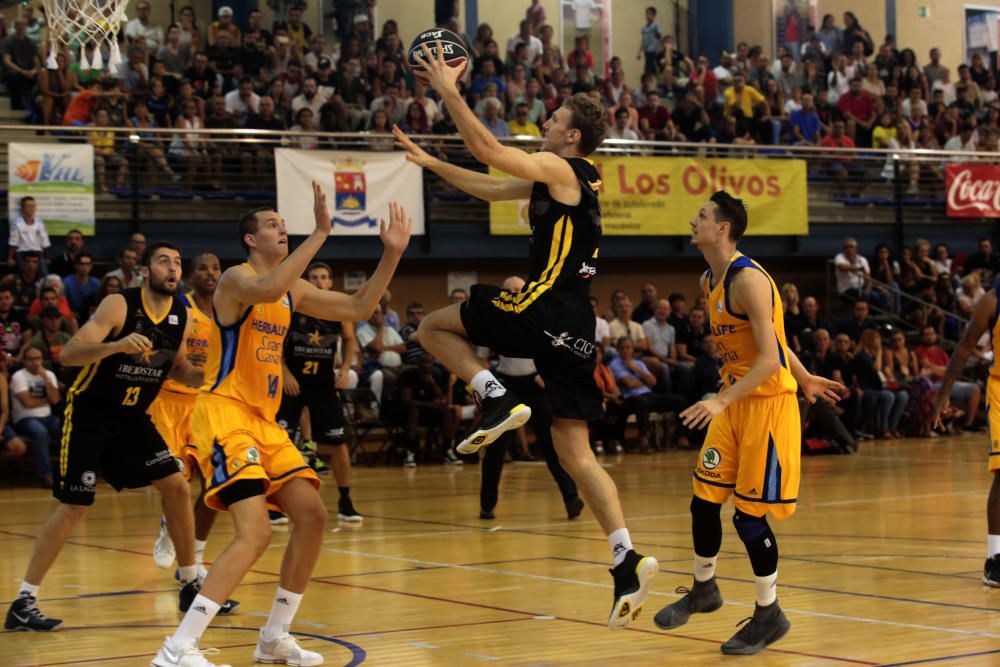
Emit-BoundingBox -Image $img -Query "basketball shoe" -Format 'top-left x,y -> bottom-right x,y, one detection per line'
151,637 -> 230,667
154,518 -> 176,569
457,391 -> 531,454
179,579 -> 240,616
653,577 -> 724,630
608,550 -> 659,629
253,630 -> 324,666
565,496 -> 585,520
984,555 -> 1000,586
337,496 -> 363,523
720,600 -> 791,655
4,593 -> 62,631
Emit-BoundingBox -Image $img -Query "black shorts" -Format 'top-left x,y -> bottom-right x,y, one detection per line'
54,405 -> 180,506
276,383 -> 346,445
461,284 -> 603,421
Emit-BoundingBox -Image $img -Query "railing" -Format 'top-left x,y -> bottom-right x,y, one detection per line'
0,124 -> 996,234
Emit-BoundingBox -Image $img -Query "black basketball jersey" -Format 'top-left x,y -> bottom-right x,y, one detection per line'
520,157 -> 602,308
68,287 -> 187,413
285,313 -> 341,384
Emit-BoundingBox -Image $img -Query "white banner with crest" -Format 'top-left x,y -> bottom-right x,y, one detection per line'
275,149 -> 425,235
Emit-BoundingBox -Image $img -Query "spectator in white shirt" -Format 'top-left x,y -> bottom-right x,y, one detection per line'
506,20 -> 543,68
607,107 -> 639,142
932,69 -> 956,106
834,237 -> 881,307
291,76 -> 332,117
943,123 -> 977,155
590,296 -> 610,351
124,1 -> 164,51
8,197 -> 51,276
641,299 -> 680,392
106,248 -> 144,288
10,346 -> 61,488
224,77 -> 260,125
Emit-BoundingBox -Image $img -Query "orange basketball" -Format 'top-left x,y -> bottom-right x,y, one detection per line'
16,160 -> 40,182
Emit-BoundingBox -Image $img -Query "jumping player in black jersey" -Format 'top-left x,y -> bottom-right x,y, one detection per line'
396,42 -> 658,628
5,243 -> 204,632
279,261 -> 361,522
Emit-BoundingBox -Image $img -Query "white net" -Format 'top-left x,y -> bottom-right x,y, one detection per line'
42,0 -> 130,70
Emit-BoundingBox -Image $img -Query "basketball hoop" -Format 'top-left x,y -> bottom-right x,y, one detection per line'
41,0 -> 130,70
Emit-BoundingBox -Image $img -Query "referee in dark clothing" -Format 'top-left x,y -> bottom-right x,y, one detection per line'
480,276 -> 584,520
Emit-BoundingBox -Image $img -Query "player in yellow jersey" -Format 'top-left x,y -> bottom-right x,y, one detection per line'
153,184 -> 411,667
149,253 -> 239,613
931,278 -> 1000,587
654,192 -> 843,655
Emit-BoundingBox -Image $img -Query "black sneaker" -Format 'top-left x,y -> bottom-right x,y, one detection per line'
338,497 -> 363,523
4,594 -> 62,631
565,496 -> 585,520
720,600 -> 791,655
984,555 -> 1000,587
178,578 -> 241,616
456,391 -> 531,455
442,447 -> 464,466
608,550 -> 659,629
653,577 -> 724,630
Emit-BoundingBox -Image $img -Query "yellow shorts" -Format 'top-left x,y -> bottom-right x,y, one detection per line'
988,377 -> 1000,473
190,393 -> 320,512
148,388 -> 199,480
693,393 -> 801,520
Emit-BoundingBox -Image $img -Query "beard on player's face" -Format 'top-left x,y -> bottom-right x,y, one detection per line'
147,271 -> 178,296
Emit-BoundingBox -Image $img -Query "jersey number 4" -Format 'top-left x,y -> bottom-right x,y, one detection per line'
122,387 -> 141,406
267,374 -> 279,398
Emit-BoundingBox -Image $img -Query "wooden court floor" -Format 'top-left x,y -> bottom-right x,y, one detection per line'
2,434 -> 999,666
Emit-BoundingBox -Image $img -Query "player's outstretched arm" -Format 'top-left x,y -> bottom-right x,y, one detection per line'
219,181 -> 332,310
412,42 -> 576,192
60,294 -> 149,367
931,289 -> 995,428
393,126 -> 533,202
293,201 -> 413,323
681,270 -> 781,429
167,315 -> 204,388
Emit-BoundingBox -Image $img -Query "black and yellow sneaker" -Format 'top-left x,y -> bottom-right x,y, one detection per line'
456,391 -> 531,455
608,550 -> 659,629
720,600 -> 790,655
653,577 -> 724,630
984,555 -> 1000,587
4,593 -> 62,631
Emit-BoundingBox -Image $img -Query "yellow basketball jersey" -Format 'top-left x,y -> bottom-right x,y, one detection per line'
202,264 -> 292,421
704,252 -> 797,397
990,281 -> 1000,379
161,292 -> 215,396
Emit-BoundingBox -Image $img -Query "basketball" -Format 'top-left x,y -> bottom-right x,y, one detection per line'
406,28 -> 468,85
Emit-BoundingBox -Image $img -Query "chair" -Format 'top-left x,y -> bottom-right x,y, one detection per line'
340,387 -> 398,466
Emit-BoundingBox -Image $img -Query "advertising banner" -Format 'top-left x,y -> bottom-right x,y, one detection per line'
8,143 -> 95,235
490,156 -> 808,235
276,149 -> 425,235
946,163 -> 1000,218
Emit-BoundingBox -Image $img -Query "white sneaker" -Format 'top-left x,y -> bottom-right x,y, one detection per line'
253,631 -> 324,666
151,637 -> 231,667
154,519 -> 176,569
403,451 -> 417,468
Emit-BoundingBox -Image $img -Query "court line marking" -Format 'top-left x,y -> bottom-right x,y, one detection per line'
316,547 -> 1000,641
878,648 -> 1000,666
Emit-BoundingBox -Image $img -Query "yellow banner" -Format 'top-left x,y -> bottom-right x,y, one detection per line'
489,157 -> 808,236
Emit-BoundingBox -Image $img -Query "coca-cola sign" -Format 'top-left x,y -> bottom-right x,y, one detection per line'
946,164 -> 1000,218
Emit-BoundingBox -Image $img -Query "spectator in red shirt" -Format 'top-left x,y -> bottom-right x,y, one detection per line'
819,120 -> 864,193
837,77 -> 877,146
690,55 -> 718,105
638,90 -> 677,140
566,35 -> 594,70
914,325 -> 981,431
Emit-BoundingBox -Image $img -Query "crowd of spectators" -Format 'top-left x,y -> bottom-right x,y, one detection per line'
2,2 -> 993,193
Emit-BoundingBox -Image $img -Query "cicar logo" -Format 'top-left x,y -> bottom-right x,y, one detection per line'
14,154 -> 85,184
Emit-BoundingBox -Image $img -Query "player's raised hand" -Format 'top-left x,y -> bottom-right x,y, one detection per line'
392,125 -> 435,167
380,201 -> 413,256
800,373 -> 845,405
680,397 -> 725,430
312,180 -> 331,235
116,332 -> 152,355
412,39 -> 465,94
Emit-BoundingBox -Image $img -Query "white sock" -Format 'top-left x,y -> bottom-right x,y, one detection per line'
694,553 -> 718,582
755,571 -> 778,607
989,534 -> 1000,558
18,581 -> 39,598
471,370 -> 506,400
178,565 -> 198,583
171,594 -> 221,646
608,528 -> 633,566
194,539 -> 207,564
261,587 -> 304,642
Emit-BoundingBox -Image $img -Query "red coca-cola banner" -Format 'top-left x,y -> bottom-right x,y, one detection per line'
946,164 -> 1000,218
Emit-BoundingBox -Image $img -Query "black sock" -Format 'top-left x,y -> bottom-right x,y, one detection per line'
690,496 -> 723,558
338,486 -> 350,499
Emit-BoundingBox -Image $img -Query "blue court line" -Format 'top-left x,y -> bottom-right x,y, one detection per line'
879,648 -> 1000,666
9,623 -> 365,667
553,556 -> 1000,614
